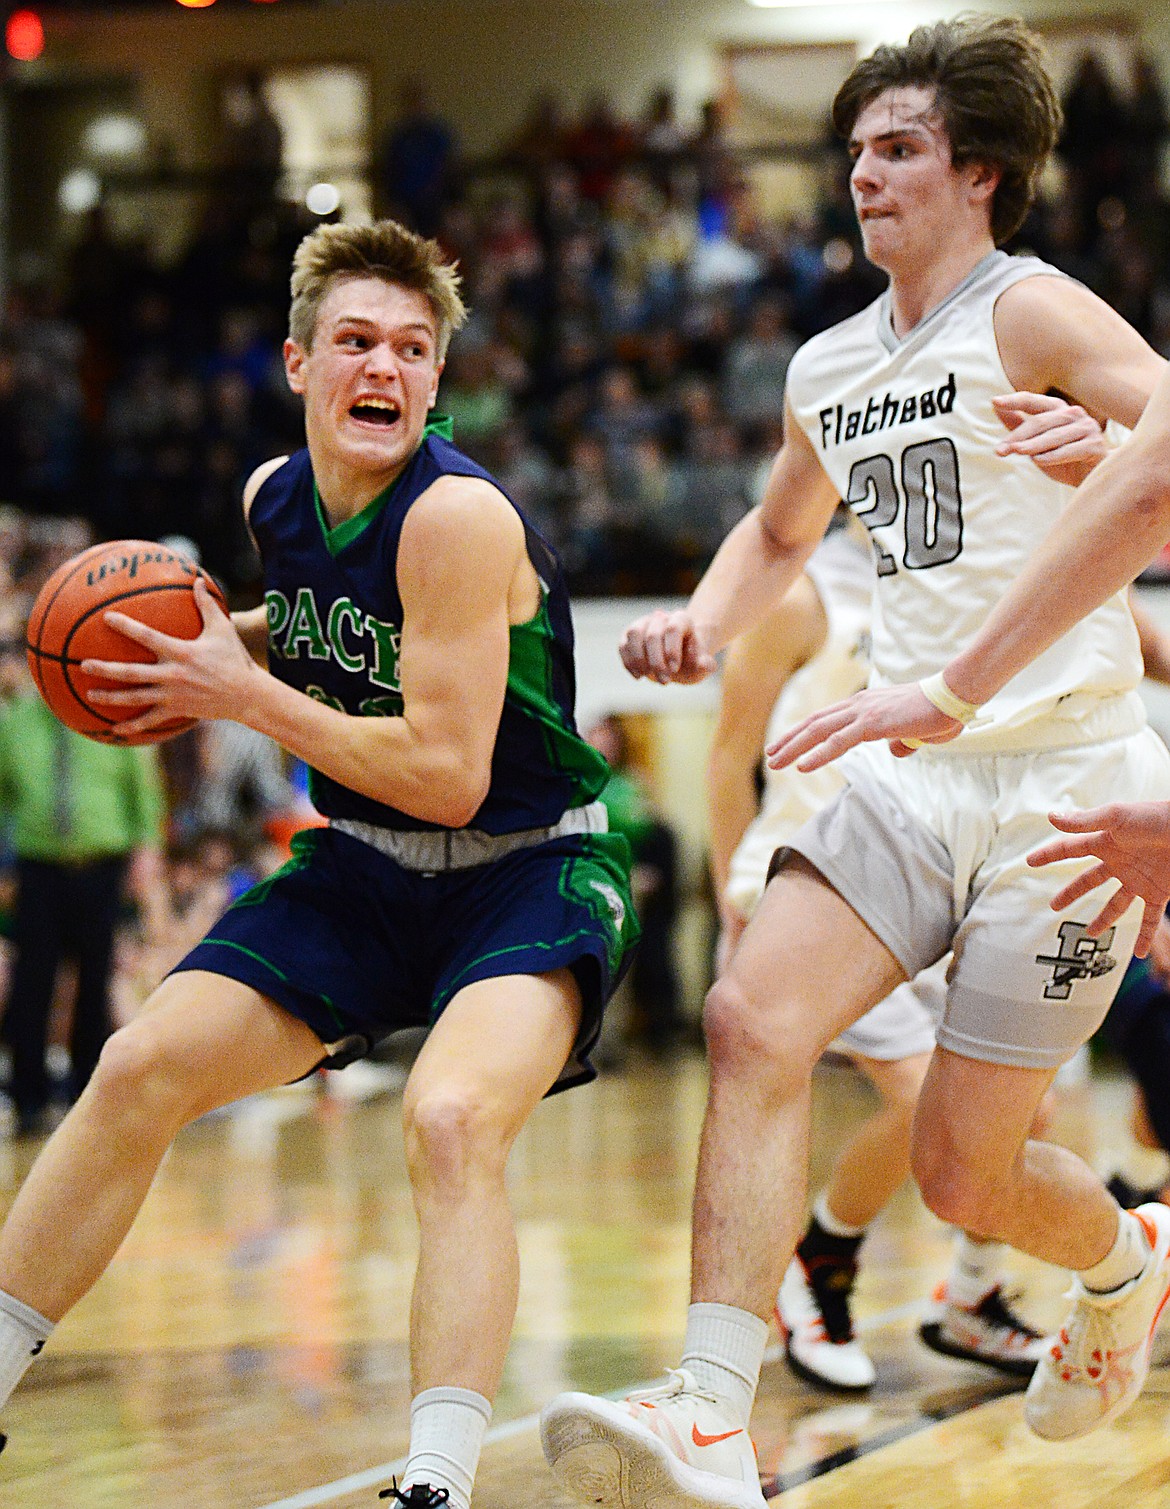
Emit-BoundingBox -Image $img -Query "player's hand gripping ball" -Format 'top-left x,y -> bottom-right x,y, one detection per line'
25,539 -> 228,745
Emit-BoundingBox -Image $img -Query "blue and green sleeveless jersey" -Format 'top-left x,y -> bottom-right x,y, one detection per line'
249,418 -> 610,835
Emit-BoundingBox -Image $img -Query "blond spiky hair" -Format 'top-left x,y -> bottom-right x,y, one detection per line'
288,219 -> 467,357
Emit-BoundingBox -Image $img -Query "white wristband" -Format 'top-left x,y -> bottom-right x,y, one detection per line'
918,671 -> 982,726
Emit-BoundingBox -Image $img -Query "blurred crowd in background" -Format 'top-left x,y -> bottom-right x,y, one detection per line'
0,46 -> 1168,1129
3,50 -> 1170,604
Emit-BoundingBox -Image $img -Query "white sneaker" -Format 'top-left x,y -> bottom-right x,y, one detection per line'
775,1257 -> 875,1391
1025,1204 -> 1170,1441
324,1059 -> 406,1102
540,1368 -> 765,1509
919,1283 -> 1048,1378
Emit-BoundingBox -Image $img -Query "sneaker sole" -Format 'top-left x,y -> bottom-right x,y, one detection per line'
540,1396 -> 764,1509
918,1321 -> 1038,1379
784,1339 -> 875,1393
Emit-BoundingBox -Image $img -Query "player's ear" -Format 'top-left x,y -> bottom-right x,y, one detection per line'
967,159 -> 1001,207
428,356 -> 444,409
284,338 -> 307,396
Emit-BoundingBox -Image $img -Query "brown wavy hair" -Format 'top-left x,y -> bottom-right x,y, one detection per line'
832,14 -> 1062,245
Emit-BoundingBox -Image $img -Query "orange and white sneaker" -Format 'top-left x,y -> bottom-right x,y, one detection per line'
540,1368 -> 767,1509
1025,1203 -> 1170,1441
918,1283 -> 1047,1378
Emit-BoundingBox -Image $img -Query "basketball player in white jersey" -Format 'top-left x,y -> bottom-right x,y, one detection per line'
541,20 -> 1170,1509
773,357 -> 1170,956
710,520 -> 1047,1392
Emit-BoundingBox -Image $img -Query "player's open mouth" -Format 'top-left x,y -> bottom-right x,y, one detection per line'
350,400 -> 401,426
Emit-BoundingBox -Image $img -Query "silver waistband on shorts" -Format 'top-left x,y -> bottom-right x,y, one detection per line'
330,800 -> 609,872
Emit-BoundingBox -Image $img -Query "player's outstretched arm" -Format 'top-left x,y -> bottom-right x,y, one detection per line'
1027,803 -> 1170,956
765,677 -> 967,772
933,280 -> 1170,710
707,575 -> 826,913
620,400 -> 839,685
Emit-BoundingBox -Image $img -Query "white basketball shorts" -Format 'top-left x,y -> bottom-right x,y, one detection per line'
775,727 -> 1170,1069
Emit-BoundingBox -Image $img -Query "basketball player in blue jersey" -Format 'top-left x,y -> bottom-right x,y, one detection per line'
0,219 -> 637,1509
542,20 -> 1170,1509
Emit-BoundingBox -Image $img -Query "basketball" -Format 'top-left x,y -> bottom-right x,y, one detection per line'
25,539 -> 228,745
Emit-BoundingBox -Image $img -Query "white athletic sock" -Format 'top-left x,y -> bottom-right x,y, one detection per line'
0,1290 -> 53,1408
402,1386 -> 492,1509
680,1302 -> 769,1429
1081,1209 -> 1152,1294
945,1233 -> 1005,1308
814,1189 -> 868,1240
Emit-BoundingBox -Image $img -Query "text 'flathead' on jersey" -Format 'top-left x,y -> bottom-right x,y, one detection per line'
819,374 -> 957,449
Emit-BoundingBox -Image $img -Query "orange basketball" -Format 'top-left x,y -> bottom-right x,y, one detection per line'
25,539 -> 228,745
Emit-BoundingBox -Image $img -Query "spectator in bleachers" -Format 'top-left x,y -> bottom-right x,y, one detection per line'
486,420 -> 563,548
719,294 -> 800,429
376,77 -> 459,236
5,52 -> 1169,606
638,85 -> 690,192
1059,51 -> 1128,248
220,73 -> 284,208
562,90 -> 637,206
585,363 -> 663,463
585,713 -> 685,1055
438,343 -> 516,460
0,626 -> 166,1136
1125,51 -> 1169,194
503,91 -> 569,181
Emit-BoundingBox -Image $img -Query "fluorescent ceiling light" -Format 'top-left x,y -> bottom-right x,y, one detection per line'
748,0 -> 887,7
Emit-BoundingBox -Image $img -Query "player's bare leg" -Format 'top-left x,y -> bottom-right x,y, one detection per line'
777,1050 -> 928,1391
543,858 -> 906,1509
692,858 -> 905,1314
830,1052 -> 929,1225
914,1047 -> 1170,1437
913,1048 -> 1110,1266
0,972 -> 324,1423
400,968 -> 581,1507
0,971 -> 323,1320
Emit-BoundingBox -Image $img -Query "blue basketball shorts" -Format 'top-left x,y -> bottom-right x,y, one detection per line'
1103,955 -> 1170,1151
172,824 -> 639,1093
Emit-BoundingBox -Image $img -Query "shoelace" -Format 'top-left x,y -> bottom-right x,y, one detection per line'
626,1367 -> 722,1409
1048,1289 -> 1135,1384
378,1481 -> 451,1506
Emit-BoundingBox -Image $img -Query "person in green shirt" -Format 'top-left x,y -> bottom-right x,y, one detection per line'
0,664 -> 165,1136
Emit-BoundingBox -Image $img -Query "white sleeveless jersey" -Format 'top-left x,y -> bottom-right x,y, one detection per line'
785,250 -> 1144,754
725,528 -> 872,917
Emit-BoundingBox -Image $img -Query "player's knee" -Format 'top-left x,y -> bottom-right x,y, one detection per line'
90,1020 -> 191,1131
912,1143 -> 1001,1236
404,1089 -> 505,1192
702,975 -> 812,1091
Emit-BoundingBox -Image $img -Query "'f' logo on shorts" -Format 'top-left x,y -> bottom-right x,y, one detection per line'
1035,920 -> 1117,1000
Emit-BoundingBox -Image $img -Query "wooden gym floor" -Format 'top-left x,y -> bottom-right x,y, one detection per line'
0,1051 -> 1166,1508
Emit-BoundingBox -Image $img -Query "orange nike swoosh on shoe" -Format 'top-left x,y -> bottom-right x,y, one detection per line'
691,1423 -> 744,1448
